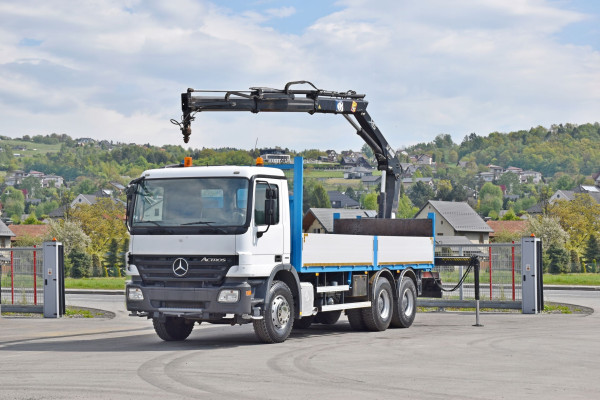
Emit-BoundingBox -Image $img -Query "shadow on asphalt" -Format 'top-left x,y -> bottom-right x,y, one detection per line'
0,322 -> 378,353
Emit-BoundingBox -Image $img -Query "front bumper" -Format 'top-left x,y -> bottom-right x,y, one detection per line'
126,279 -> 254,319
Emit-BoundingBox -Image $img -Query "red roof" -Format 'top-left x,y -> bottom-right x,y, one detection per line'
9,224 -> 50,239
486,220 -> 528,237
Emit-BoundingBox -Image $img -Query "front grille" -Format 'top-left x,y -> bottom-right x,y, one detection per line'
152,301 -> 206,309
133,255 -> 237,286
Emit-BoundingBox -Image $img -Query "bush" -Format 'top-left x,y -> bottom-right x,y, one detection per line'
69,250 -> 92,278
547,244 -> 569,274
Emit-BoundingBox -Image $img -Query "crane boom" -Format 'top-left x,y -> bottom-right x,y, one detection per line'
176,81 -> 402,218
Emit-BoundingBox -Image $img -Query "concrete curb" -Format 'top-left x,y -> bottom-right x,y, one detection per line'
66,289 -> 125,295
64,286 -> 600,295
544,285 -> 600,291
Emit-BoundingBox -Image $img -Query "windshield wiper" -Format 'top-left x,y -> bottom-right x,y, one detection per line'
181,220 -> 216,226
135,221 -> 163,226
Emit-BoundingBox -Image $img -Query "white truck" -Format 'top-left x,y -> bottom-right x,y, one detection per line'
125,82 -> 441,343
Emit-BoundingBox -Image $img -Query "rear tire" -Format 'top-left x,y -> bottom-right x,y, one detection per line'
153,317 -> 195,341
362,277 -> 393,331
391,277 -> 417,328
315,310 -> 342,325
253,280 -> 294,343
346,309 -> 367,331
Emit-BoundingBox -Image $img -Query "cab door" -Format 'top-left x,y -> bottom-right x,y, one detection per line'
251,180 -> 284,268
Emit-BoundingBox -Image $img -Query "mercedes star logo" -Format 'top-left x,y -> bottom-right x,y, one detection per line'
172,258 -> 189,277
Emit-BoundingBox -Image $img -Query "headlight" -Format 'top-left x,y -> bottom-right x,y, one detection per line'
218,289 -> 240,303
128,287 -> 144,301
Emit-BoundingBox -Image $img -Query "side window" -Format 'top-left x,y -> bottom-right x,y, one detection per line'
255,183 -> 279,226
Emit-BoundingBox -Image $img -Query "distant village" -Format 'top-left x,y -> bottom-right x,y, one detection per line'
0,140 -> 597,250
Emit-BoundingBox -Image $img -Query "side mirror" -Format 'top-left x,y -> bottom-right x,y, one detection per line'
264,188 -> 277,225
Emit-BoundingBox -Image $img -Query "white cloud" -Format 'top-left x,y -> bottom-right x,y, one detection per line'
0,0 -> 598,152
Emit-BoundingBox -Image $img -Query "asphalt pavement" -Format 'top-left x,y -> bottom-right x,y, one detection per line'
0,289 -> 598,400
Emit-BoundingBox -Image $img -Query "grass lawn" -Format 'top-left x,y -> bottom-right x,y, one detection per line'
64,277 -> 127,290
59,273 -> 600,290
542,273 -> 600,286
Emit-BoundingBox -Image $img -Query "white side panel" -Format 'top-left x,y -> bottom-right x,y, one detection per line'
302,233 -> 373,266
131,234 -> 236,255
377,236 -> 434,264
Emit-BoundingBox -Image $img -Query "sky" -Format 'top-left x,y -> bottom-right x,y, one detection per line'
0,0 -> 599,152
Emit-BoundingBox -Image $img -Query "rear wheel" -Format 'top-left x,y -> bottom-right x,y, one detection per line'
362,277 -> 393,331
153,317 -> 195,341
391,277 -> 417,328
253,280 -> 294,343
315,310 -> 342,325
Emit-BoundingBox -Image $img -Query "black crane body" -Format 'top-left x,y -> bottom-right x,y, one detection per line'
176,81 -> 402,218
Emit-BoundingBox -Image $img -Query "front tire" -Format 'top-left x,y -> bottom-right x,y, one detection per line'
253,280 -> 294,343
362,277 -> 393,331
391,277 -> 417,328
153,317 -> 195,341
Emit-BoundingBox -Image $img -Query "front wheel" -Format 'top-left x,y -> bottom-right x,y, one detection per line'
253,280 -> 294,343
153,317 -> 195,341
391,277 -> 417,328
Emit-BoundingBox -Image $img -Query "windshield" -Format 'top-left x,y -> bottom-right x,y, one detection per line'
130,177 -> 249,234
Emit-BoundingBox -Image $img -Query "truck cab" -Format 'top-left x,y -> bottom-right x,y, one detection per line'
126,163 -> 300,341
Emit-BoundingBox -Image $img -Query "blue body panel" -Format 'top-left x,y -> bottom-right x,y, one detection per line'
269,157 -> 436,275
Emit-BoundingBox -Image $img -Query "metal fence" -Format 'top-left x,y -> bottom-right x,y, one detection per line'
0,247 -> 44,307
433,243 -> 522,303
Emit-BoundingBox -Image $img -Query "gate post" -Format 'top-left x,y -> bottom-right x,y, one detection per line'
521,236 -> 542,314
43,241 -> 65,318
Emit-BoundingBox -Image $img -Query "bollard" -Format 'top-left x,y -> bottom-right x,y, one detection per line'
473,258 -> 483,327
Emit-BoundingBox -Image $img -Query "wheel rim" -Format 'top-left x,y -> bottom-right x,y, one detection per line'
271,294 -> 291,332
377,288 -> 391,320
402,288 -> 414,317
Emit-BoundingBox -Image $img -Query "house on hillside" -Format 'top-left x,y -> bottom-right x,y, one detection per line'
402,177 -> 434,188
362,175 -> 381,188
344,166 -> 372,179
327,191 -> 360,209
303,208 -> 377,234
0,220 -> 15,248
415,200 -> 493,244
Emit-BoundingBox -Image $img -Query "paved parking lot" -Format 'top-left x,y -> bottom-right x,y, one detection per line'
1,291 -> 599,400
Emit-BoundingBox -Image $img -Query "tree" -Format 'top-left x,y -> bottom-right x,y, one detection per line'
44,219 -> 91,256
397,194 -> 418,218
478,182 -> 503,217
69,250 -> 92,278
584,234 -> 600,264
313,184 -> 330,209
500,209 -> 520,221
363,192 -> 378,211
105,238 -> 122,277
303,180 -> 330,212
549,194 -> 600,254
345,187 -> 358,201
408,181 -> 435,209
1,186 -> 25,220
20,176 -> 42,199
547,244 -> 570,274
435,180 -> 453,201
360,144 -> 374,160
527,216 -> 569,249
497,172 -> 520,194
69,198 -> 127,264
